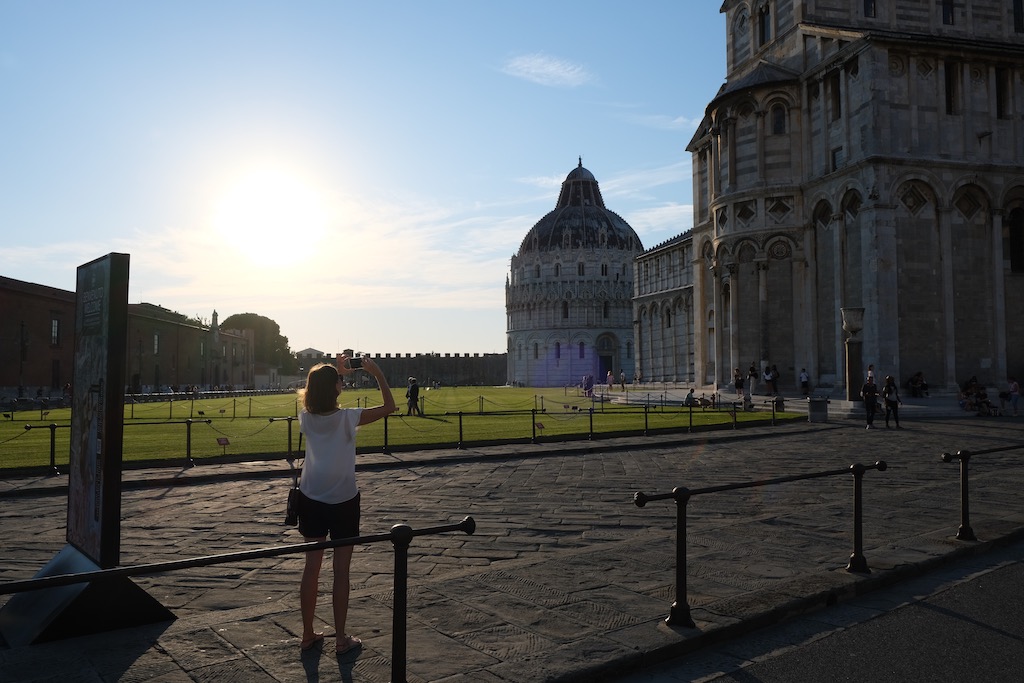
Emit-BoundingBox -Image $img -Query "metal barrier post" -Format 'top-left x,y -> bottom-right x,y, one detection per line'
185,419 -> 196,467
669,487 -> 695,627
941,449 -> 977,541
390,524 -> 414,683
588,407 -> 594,440
643,403 -> 649,436
688,402 -> 692,433
457,411 -> 464,449
268,416 -> 297,458
383,414 -> 391,455
531,408 -> 537,443
845,462 -> 888,572
25,423 -> 63,475
47,423 -> 58,475
636,462 -> 887,621
287,416 -> 293,456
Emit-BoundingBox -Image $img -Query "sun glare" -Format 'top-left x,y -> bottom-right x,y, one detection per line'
212,167 -> 329,266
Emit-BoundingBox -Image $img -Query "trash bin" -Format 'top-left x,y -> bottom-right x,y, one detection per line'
808,397 -> 829,423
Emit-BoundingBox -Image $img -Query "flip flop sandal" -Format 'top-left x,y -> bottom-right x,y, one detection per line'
336,635 -> 362,655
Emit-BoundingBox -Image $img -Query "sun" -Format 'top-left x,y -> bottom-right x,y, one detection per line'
212,167 -> 329,266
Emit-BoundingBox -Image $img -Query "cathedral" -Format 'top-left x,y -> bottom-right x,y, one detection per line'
506,161 -> 643,387
634,0 -> 1024,396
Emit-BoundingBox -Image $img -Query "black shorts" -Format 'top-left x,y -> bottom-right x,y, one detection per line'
297,491 -> 360,540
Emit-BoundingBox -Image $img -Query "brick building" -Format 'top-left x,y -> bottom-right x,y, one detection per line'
0,276 -> 253,398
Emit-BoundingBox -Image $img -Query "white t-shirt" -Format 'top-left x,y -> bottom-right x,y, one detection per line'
298,408 -> 363,504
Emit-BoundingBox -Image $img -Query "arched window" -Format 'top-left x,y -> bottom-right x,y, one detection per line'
863,0 -> 876,18
578,342 -> 585,359
578,262 -> 585,276
555,342 -> 561,359
533,343 -> 539,359
665,310 -> 672,328
770,103 -> 786,134
534,264 -> 540,278
562,301 -> 569,319
603,301 -> 610,318
626,341 -> 632,359
757,3 -> 771,46
554,263 -> 561,277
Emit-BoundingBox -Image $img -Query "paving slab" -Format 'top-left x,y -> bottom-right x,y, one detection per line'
1,409 -> 1023,682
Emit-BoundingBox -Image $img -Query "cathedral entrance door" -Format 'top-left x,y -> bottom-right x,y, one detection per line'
599,355 -> 613,379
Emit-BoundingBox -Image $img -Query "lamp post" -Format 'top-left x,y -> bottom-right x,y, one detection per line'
18,321 -> 27,397
136,338 -> 144,394
841,307 -> 864,401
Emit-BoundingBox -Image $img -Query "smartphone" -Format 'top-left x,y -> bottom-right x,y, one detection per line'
346,356 -> 363,369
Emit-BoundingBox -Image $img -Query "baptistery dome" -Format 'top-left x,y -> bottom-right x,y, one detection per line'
506,160 -> 643,387
517,159 -> 643,255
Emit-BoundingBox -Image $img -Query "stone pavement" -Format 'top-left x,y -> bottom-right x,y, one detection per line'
1,406 -> 1023,682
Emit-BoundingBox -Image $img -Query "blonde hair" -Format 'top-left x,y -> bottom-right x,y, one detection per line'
298,363 -> 340,414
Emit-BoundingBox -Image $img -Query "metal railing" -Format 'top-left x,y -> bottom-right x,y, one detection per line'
0,516 -> 476,683
22,423 -> 68,475
4,400 -> 803,472
633,461 -> 887,627
941,444 -> 1024,541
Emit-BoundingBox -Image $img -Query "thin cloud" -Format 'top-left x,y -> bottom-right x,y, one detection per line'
622,113 -> 705,131
502,53 -> 594,87
600,161 -> 692,200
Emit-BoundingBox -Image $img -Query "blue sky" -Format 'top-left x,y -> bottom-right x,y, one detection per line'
0,1 -> 725,355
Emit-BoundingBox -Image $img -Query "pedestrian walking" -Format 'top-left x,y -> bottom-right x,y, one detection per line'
1007,376 -> 1020,417
860,375 -> 879,429
406,377 -> 421,416
296,357 -> 396,654
882,375 -> 902,428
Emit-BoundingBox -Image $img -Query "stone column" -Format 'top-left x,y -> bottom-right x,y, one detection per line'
842,307 -> 864,402
757,261 -> 769,366
992,210 -> 1007,381
938,206 -> 957,390
712,264 -> 723,387
692,257 -> 707,386
727,264 -> 739,382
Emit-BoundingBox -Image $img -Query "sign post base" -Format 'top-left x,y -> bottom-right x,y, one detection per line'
0,545 -> 175,647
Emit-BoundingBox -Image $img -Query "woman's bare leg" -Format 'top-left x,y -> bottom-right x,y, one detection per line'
332,545 -> 354,642
300,545 -> 326,643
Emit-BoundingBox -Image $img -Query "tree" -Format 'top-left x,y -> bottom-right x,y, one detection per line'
219,313 -> 299,374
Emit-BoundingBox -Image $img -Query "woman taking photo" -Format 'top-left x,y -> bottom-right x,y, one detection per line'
296,356 -> 395,654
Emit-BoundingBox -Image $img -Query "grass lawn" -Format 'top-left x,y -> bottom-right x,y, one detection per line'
0,386 -> 801,471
